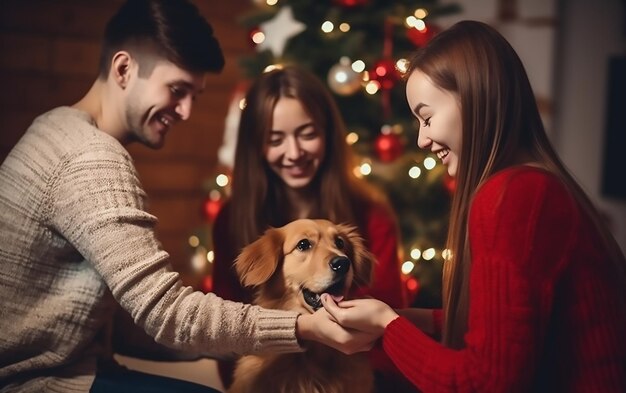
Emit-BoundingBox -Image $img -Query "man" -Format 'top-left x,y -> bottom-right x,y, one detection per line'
0,1 -> 376,392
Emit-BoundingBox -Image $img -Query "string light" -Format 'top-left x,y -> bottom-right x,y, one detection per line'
216,174 -> 229,187
396,58 -> 409,74
188,235 -> 200,248
351,60 -> 365,73
401,261 -> 415,274
365,80 -> 380,94
251,31 -> 265,45
423,156 -> 437,170
346,132 -> 359,145
207,250 -> 215,263
414,19 -> 426,31
191,246 -> 207,272
321,21 -> 334,33
414,8 -> 428,19
408,166 -> 421,179
263,64 -> 283,73
209,190 -> 221,200
405,16 -> 418,28
423,248 -> 436,260
339,23 -> 350,32
410,248 -> 421,260
359,161 -> 372,176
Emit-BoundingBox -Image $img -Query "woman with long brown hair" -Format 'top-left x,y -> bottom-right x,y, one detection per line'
212,65 -> 409,391
323,20 -> 626,392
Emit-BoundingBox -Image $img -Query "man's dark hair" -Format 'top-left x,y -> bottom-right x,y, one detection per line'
98,0 -> 224,78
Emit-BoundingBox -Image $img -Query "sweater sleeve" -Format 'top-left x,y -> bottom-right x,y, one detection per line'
49,141 -> 302,358
382,169 -> 577,392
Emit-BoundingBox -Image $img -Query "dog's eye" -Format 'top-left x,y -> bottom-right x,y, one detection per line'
296,239 -> 311,251
335,237 -> 345,250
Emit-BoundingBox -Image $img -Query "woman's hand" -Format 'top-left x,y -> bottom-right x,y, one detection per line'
321,294 -> 399,335
295,306 -> 378,355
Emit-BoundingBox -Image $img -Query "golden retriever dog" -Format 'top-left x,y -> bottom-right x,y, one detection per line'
228,219 -> 375,393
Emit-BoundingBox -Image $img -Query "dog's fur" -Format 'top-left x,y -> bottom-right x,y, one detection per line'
228,219 -> 375,393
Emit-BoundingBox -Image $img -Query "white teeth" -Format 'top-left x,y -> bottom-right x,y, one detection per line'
437,149 -> 449,161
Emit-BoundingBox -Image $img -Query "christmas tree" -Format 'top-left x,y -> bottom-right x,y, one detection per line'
194,0 -> 460,308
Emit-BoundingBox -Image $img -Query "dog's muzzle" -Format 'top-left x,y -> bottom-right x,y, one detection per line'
302,256 -> 351,310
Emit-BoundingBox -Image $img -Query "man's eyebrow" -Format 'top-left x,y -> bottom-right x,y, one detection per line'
413,102 -> 428,117
172,80 -> 204,94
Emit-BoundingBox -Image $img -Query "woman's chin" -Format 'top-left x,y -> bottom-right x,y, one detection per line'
283,177 -> 314,189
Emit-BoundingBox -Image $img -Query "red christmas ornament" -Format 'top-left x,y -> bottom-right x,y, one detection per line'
443,174 -> 457,194
369,58 -> 400,90
332,0 -> 368,7
374,132 -> 403,162
406,24 -> 440,48
201,275 -> 213,293
404,276 -> 420,304
202,198 -> 222,222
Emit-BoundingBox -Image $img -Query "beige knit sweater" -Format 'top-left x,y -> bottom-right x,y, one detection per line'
0,107 -> 301,392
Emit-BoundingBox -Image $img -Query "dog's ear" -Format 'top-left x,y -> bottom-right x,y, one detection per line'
234,227 -> 284,287
338,224 -> 375,288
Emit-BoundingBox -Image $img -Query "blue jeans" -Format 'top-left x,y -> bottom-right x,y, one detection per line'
90,368 -> 221,393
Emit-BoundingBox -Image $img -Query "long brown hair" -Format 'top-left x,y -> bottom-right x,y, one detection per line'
227,65 -> 390,251
407,20 -> 626,348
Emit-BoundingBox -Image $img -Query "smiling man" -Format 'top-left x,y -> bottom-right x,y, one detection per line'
0,1 -> 380,392
0,1 -> 225,391
75,7 -> 214,150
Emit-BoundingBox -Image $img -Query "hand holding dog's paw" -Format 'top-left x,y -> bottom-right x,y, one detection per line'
296,307 -> 378,355
321,294 -> 399,335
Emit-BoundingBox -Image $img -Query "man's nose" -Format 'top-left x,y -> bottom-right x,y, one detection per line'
176,96 -> 193,121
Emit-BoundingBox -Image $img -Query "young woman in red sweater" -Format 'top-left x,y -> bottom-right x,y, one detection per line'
323,20 -> 626,392
211,65 -> 409,391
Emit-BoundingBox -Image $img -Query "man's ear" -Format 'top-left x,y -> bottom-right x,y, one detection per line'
110,51 -> 133,89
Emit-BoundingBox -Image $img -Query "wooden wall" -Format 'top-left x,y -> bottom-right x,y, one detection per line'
0,0 -> 252,285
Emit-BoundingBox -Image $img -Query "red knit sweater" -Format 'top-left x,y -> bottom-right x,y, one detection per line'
383,167 -> 626,392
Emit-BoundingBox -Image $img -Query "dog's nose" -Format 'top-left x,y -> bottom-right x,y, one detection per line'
329,256 -> 350,275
